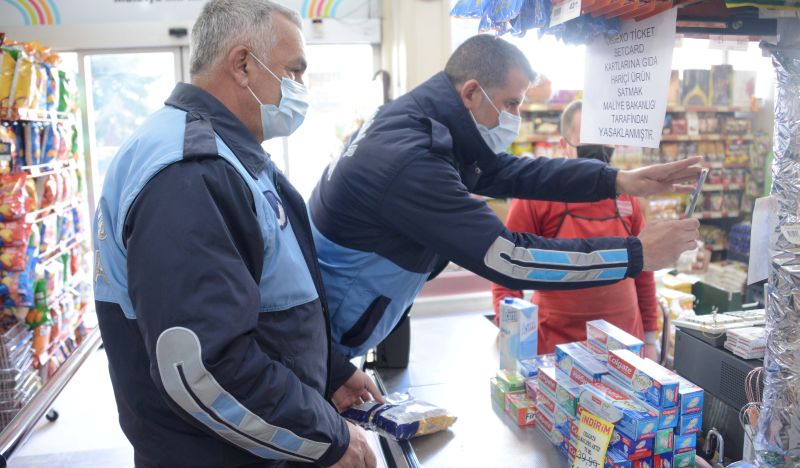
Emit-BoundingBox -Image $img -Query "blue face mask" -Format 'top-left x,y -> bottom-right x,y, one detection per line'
472,85 -> 521,154
247,52 -> 309,140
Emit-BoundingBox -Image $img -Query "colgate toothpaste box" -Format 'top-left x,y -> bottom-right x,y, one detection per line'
556,342 -> 608,384
606,449 -> 633,468
609,429 -> 654,461
535,405 -> 564,446
602,375 -> 679,430
579,382 -> 658,440
608,350 -> 679,409
654,428 -> 674,455
676,411 -> 702,436
653,451 -> 673,468
538,384 -> 558,416
673,449 -> 695,467
553,402 -> 575,439
559,434 -> 577,464
674,433 -> 697,453
555,373 -> 581,418
518,353 -> 555,379
587,320 -> 644,358
633,457 -> 654,468
665,371 -> 705,415
537,366 -> 559,397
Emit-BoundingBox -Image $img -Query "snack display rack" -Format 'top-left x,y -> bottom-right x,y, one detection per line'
0,35 -> 98,465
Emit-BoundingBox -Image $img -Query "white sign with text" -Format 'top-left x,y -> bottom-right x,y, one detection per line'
581,8 -> 678,149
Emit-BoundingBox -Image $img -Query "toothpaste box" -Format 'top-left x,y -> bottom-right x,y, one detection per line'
538,384 -> 558,416
496,369 -> 526,392
666,371 -> 705,415
609,429 -> 654,461
556,342 -> 608,384
579,382 -> 659,440
676,411 -> 702,436
525,378 -> 538,401
653,451 -> 674,468
606,449 -> 634,468
559,434 -> 577,464
555,373 -> 582,418
553,403 -> 576,439
608,350 -> 679,409
535,406 -> 564,446
673,449 -> 696,467
654,428 -> 674,455
601,375 -> 679,430
633,457 -> 654,468
537,366 -> 559,397
518,353 -> 555,379
499,298 -> 537,369
505,392 -> 536,426
490,377 -> 525,409
587,319 -> 644,358
674,433 -> 697,453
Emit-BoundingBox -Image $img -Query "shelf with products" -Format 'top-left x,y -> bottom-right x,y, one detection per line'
693,210 -> 740,220
519,104 -> 753,114
659,134 -> 754,142
0,108 -> 74,125
702,184 -> 744,192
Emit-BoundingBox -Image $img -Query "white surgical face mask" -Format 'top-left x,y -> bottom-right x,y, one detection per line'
246,52 -> 309,140
472,85 -> 521,154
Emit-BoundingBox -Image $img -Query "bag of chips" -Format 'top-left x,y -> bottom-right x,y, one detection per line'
0,221 -> 32,248
0,173 -> 33,221
40,174 -> 58,208
41,122 -> 58,164
23,122 -> 43,166
0,46 -> 21,109
11,49 -> 37,110
43,64 -> 58,111
0,124 -> 14,175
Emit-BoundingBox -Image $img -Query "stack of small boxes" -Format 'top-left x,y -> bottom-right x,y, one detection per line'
528,320 -> 704,468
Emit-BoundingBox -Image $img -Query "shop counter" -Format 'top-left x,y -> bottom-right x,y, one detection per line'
376,312 -> 565,467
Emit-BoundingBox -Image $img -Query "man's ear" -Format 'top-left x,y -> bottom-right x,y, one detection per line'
226,45 -> 251,88
459,79 -> 482,111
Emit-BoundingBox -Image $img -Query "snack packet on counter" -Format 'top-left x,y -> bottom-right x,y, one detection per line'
341,393 -> 456,441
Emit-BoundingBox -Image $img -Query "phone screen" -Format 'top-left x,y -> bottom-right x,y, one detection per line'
684,168 -> 709,218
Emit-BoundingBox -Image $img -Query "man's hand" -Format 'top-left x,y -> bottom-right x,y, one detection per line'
638,218 -> 700,271
644,343 -> 658,362
616,156 -> 703,197
329,422 -> 377,468
332,369 -> 384,412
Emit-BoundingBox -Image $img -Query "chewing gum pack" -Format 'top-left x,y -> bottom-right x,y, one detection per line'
607,350 -> 679,409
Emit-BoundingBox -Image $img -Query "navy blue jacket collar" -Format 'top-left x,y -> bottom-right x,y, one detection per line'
408,72 -> 498,167
165,82 -> 269,178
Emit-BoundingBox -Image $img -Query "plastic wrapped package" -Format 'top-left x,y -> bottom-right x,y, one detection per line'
342,393 -> 456,440
0,46 -> 21,108
754,36 -> 800,468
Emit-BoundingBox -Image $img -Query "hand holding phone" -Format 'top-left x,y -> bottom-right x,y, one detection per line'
684,168 -> 709,218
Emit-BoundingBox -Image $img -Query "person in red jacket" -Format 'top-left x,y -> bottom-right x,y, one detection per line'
492,100 -> 659,360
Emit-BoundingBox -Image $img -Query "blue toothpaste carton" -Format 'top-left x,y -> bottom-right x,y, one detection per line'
674,432 -> 697,453
654,428 -> 674,455
601,375 -> 679,430
586,319 -> 644,358
579,382 -> 658,440
633,457 -> 654,468
676,411 -> 702,436
556,342 -> 608,384
606,449 -> 634,468
609,429 -> 654,461
517,353 -> 555,379
666,371 -> 705,415
608,349 -> 679,409
673,449 -> 696,467
554,372 -> 581,418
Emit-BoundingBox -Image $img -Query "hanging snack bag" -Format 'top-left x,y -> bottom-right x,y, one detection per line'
40,174 -> 58,209
0,222 -> 32,248
0,124 -> 14,175
55,123 -> 69,160
10,48 -> 37,110
0,173 -> 32,221
41,122 -> 58,164
23,122 -> 43,166
0,46 -> 21,109
43,63 -> 59,111
57,70 -> 73,113
11,122 -> 24,170
450,0 -> 489,17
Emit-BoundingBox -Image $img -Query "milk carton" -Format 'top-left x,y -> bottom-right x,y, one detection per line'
607,350 -> 679,409
499,298 -> 538,370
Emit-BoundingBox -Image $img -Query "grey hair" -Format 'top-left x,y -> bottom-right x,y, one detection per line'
190,0 -> 301,77
560,100 -> 582,142
444,35 -> 537,92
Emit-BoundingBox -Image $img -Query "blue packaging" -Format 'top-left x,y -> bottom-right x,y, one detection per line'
517,353 -> 555,378
606,449 -> 633,468
578,382 -> 658,440
499,297 -> 537,369
586,319 -> 644,358
654,451 -> 673,468
608,349 -> 679,409
667,371 -> 705,415
555,342 -> 608,384
676,411 -> 702,435
601,375 -> 679,430
633,457 -> 654,468
674,433 -> 697,453
609,429 -> 654,460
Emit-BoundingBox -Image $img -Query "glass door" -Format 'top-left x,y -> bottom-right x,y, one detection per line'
79,49 -> 182,207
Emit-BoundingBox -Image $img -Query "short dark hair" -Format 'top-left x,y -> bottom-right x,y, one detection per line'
444,35 -> 537,92
560,100 -> 582,142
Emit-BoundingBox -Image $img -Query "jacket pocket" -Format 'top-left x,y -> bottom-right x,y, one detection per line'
340,295 -> 392,348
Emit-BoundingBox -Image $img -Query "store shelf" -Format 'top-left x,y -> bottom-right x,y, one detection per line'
702,184 -> 744,192
520,103 -> 567,113
0,327 -> 101,463
0,107 -> 74,123
19,160 -> 77,178
660,134 -> 754,142
38,235 -> 85,266
24,199 -> 84,224
693,211 -> 740,220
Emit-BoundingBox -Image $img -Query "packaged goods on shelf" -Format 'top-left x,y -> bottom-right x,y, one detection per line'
703,261 -> 747,293
675,411 -> 702,436
607,350 -> 679,409
724,326 -> 766,359
554,372 -> 581,418
674,432 -> 697,453
586,320 -> 644,359
682,70 -> 711,106
609,428 -> 654,460
601,375 -> 679,430
504,392 -> 536,426
578,381 -> 658,440
555,342 -> 608,384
